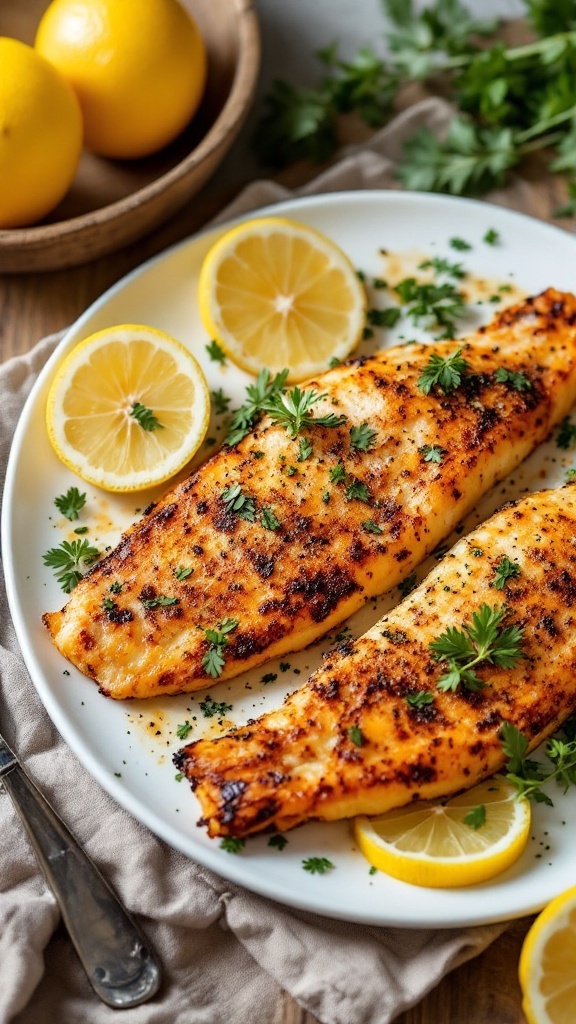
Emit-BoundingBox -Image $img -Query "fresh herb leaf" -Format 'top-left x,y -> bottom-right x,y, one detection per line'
494,367 -> 532,391
297,436 -> 314,461
176,721 -> 193,740
483,228 -> 500,245
174,566 -> 194,581
362,519 -> 383,534
464,804 -> 486,829
141,595 -> 179,609
418,256 -> 466,279
220,836 -> 245,853
200,618 -> 239,679
419,444 -> 447,463
450,237 -> 472,251
268,833 -> 288,850
395,277 -> 466,335
501,722 -> 576,805
406,691 -> 434,707
130,402 -> 163,432
345,478 -> 371,503
302,856 -> 334,875
110,581 -> 123,594
350,422 -> 378,452
221,483 -> 256,522
43,539 -> 101,593
492,555 -> 521,590
366,307 -> 401,328
211,388 -> 231,415
430,603 -> 524,692
329,462 -> 347,484
101,597 -> 116,611
54,486 -> 86,521
261,506 -> 281,531
418,348 -> 469,395
347,725 -> 364,746
226,368 -> 289,446
206,340 -> 227,364
262,386 -> 347,438
397,118 -> 519,197
200,695 -> 234,718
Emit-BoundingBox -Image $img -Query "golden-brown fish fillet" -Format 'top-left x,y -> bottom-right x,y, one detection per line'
178,484 -> 576,837
44,289 -> 576,699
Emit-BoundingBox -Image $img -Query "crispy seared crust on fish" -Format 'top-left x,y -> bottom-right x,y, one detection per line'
44,289 -> 576,699
178,485 -> 576,837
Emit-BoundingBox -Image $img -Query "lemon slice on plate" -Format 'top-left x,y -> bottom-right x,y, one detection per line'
198,216 -> 367,382
353,777 -> 530,888
520,884 -> 576,1024
46,324 -> 210,492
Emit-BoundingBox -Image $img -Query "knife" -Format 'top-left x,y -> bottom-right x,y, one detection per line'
0,729 -> 161,1008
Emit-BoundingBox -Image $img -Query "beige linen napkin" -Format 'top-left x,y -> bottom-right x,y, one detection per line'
2,98 -> 526,1024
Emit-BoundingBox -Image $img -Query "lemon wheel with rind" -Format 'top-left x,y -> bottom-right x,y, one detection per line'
353,777 -> 531,888
46,324 -> 210,492
519,884 -> 576,1024
198,216 -> 367,383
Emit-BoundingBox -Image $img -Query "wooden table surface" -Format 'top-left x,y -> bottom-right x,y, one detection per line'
1,134 -> 570,1024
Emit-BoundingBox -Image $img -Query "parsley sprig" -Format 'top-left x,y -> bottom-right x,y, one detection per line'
200,618 -> 239,678
262,386 -> 347,439
418,348 -> 469,395
43,539 -> 101,593
430,603 -> 524,693
395,277 -> 466,337
225,368 -> 289,446
501,721 -> 576,805
130,402 -> 163,431
54,486 -> 86,521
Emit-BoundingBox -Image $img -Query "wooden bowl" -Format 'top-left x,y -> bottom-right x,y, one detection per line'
0,0 -> 260,273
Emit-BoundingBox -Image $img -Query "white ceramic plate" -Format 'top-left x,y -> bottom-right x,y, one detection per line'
4,190 -> 576,929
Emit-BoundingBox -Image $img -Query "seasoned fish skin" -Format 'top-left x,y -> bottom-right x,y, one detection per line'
178,485 -> 576,837
44,289 -> 576,699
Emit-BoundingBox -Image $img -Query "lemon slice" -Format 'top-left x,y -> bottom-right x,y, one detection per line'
519,884 -> 576,1024
353,778 -> 530,888
46,324 -> 210,492
198,216 -> 367,382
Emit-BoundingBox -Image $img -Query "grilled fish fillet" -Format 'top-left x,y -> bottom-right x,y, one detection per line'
44,289 -> 576,699
177,484 -> 576,837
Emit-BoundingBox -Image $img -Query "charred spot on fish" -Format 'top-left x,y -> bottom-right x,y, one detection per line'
396,762 -> 437,786
157,671 -> 175,687
349,538 -> 369,564
394,548 -> 410,562
287,566 -> 359,623
142,502 -> 156,516
336,639 -> 355,656
408,701 -> 438,724
106,606 -> 134,625
212,508 -> 238,532
381,628 -> 408,645
220,779 -> 247,823
547,568 -> 576,606
540,614 -> 559,637
469,740 -> 484,756
193,545 -> 204,556
251,552 -> 275,579
476,710 -> 502,733
139,584 -> 156,602
312,677 -> 340,700
196,501 -> 208,515
80,629 -> 95,650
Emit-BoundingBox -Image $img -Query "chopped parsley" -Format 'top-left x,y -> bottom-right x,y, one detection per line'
199,695 -> 234,718
406,691 -> 434,708
418,348 -> 469,395
261,506 -> 281,531
200,617 -> 239,678
366,306 -> 401,328
347,725 -> 364,746
43,539 -> 101,593
345,479 -> 371,503
262,386 -> 347,438
449,237 -> 472,251
174,566 -> 194,581
329,462 -> 347,484
109,581 -> 123,594
206,339 -> 227,364
398,572 -> 417,598
419,444 -> 447,464
54,486 -> 86,521
302,856 -> 334,875
130,402 -> 163,432
268,834 -> 288,850
483,228 -> 500,245
492,555 -> 521,590
494,367 -> 532,391
464,804 -> 486,829
395,277 -> 466,337
297,436 -> 314,461
176,721 -> 193,740
221,483 -> 256,522
101,597 -> 116,611
226,368 -> 289,446
141,595 -> 179,609
430,603 -> 524,693
501,722 -> 576,806
418,257 -> 465,280
211,388 -> 231,415
220,837 -> 245,853
556,416 -> 576,450
362,519 -> 383,534
350,422 -> 378,451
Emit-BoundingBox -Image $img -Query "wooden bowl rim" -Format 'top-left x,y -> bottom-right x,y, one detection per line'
0,0 -> 260,251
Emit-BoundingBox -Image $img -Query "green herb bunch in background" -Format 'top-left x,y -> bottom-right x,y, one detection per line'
255,0 -> 576,213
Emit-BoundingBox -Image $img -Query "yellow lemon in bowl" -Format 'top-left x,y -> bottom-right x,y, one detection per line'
35,0 -> 207,159
0,37 -> 82,229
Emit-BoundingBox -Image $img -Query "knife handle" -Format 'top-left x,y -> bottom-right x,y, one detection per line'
0,757 -> 161,1008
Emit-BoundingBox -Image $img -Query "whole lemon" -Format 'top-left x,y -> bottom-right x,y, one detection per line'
35,0 -> 208,160
0,37 -> 82,229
